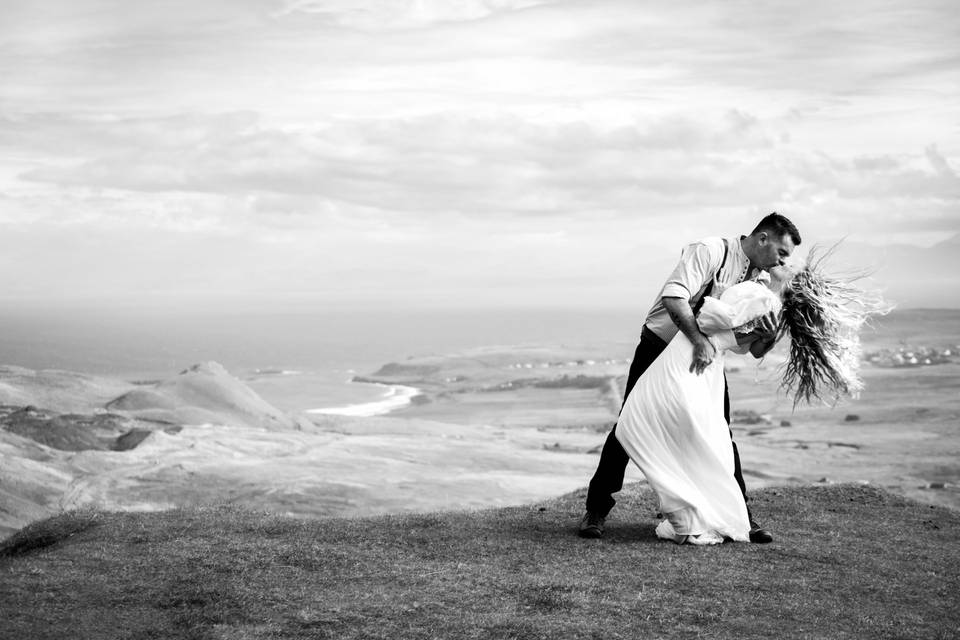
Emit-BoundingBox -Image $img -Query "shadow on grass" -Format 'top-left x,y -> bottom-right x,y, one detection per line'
499,504 -> 662,546
0,509 -> 102,558
600,522 -> 660,544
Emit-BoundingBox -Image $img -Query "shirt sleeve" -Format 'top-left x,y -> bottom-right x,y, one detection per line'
660,239 -> 723,300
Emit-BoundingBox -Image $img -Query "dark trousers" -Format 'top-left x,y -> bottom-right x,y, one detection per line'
584,327 -> 748,518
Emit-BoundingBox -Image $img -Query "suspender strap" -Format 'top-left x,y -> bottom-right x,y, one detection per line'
692,239 -> 729,315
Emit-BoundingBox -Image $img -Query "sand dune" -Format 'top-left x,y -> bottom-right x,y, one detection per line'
106,362 -> 309,430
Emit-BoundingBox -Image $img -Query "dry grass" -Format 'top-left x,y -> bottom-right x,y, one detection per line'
1,484 -> 957,640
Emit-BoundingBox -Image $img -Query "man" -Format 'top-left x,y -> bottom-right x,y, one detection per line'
579,212 -> 801,543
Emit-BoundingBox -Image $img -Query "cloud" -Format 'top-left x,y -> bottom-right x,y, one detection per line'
12,109 -> 957,244
0,0 -> 958,308
273,0 -> 552,29
13,110 -> 770,202
925,145 -> 957,178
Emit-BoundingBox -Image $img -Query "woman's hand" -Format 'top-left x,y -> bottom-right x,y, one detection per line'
754,311 -> 779,342
748,311 -> 781,358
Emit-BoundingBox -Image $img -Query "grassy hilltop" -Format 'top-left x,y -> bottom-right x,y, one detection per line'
1,483 -> 957,640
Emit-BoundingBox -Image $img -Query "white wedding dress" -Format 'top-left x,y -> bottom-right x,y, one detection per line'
615,281 -> 781,545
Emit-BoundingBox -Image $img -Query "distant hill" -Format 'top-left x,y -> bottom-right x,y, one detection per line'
828,233 -> 960,308
106,361 -> 309,430
0,365 -> 136,413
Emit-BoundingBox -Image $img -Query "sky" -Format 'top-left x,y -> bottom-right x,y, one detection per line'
1,0 -> 958,311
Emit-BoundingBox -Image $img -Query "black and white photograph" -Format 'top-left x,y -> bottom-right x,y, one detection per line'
1,1 -> 958,638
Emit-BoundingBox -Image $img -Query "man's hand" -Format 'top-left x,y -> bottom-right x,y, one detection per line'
690,335 -> 716,375
663,296 -> 719,375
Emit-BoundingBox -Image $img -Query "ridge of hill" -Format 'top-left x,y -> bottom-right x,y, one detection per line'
106,361 -> 309,430
1,483 -> 956,640
0,365 -> 136,413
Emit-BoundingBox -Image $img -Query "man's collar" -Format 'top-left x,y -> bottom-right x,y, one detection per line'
733,235 -> 748,259
737,234 -> 764,276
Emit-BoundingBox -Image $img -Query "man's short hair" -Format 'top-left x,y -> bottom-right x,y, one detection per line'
752,212 -> 801,246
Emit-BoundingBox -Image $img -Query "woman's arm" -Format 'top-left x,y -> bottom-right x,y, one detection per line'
735,315 -> 780,358
749,334 -> 776,358
748,311 -> 781,358
727,331 -> 770,358
733,320 -> 779,358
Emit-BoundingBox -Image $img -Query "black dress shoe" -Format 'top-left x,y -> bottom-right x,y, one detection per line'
578,511 -> 605,538
749,525 -> 774,544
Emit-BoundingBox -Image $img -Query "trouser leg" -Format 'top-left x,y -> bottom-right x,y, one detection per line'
584,429 -> 630,516
584,328 -> 667,517
724,375 -> 750,507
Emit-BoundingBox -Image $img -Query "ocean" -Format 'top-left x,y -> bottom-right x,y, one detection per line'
2,306 -> 957,416
0,305 -> 644,413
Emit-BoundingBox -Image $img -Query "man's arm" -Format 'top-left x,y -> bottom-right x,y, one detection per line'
663,296 -> 716,375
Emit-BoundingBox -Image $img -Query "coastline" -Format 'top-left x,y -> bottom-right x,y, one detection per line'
3,332 -> 960,540
2,307 -> 960,537
305,381 -> 422,417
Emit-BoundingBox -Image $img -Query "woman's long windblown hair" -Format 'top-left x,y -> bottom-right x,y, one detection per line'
777,245 -> 892,408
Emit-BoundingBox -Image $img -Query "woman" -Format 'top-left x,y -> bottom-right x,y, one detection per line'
615,253 -> 887,545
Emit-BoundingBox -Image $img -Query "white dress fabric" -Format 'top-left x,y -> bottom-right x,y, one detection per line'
615,281 -> 781,544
